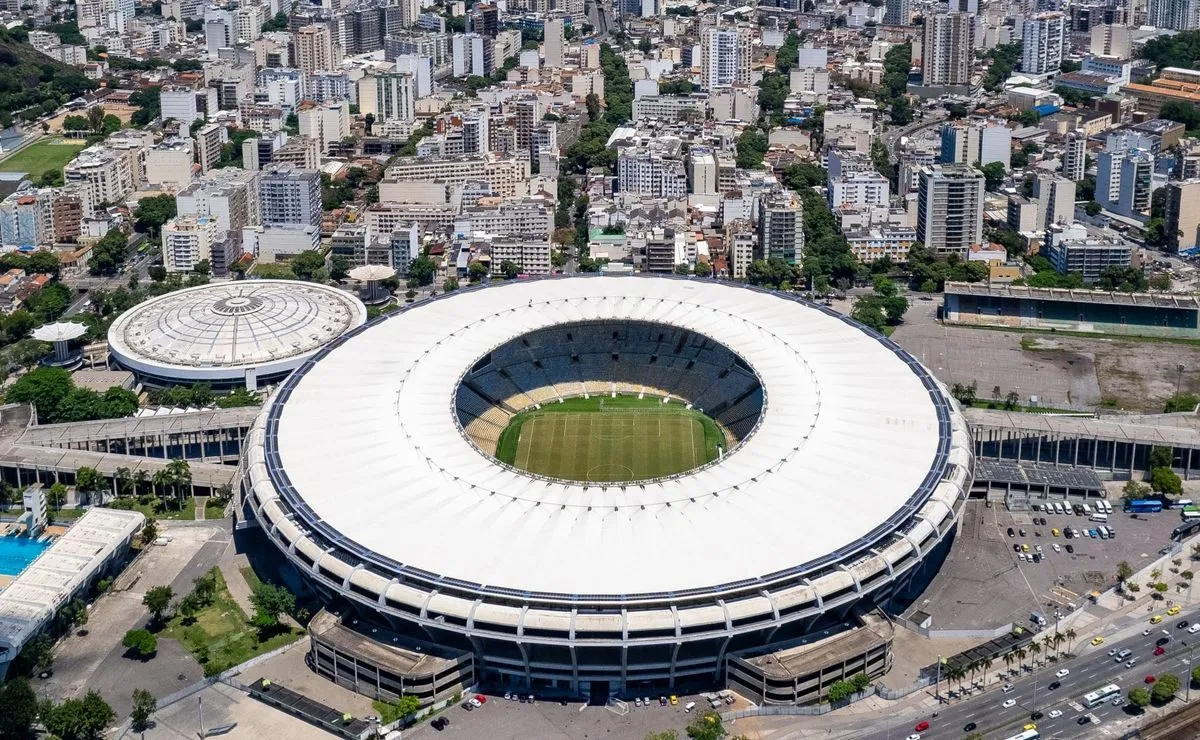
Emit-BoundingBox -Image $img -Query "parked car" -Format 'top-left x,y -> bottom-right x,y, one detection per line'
1145,675 -> 1157,684
431,717 -> 450,731
1008,527 -> 1015,537
1066,545 -> 1075,553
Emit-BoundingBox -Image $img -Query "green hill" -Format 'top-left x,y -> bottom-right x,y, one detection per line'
0,27 -> 97,129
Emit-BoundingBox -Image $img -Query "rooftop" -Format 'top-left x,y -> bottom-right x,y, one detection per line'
943,281 -> 1199,309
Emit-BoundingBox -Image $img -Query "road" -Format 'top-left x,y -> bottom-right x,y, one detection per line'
886,110 -> 949,158
63,242 -> 157,318
586,0 -> 610,38
866,610 -> 1200,740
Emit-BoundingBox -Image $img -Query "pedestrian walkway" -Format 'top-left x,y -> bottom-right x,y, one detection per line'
194,496 -> 206,521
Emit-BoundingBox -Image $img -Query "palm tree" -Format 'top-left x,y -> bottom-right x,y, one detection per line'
1030,641 -> 1042,667
982,658 -> 994,684
166,458 -> 191,508
152,469 -> 171,503
1016,647 -> 1028,672
1065,628 -> 1077,657
1151,567 -> 1163,582
1003,652 -> 1014,676
114,467 -> 133,498
134,469 -> 150,497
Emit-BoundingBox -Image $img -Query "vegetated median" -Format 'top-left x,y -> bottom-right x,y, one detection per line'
493,395 -> 726,483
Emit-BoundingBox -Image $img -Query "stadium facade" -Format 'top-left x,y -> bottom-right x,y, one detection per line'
241,276 -> 973,703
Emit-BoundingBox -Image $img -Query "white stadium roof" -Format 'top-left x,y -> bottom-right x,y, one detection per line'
268,277 -> 951,597
108,281 -> 367,384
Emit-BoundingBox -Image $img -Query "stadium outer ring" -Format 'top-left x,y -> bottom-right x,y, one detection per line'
242,274 -> 974,693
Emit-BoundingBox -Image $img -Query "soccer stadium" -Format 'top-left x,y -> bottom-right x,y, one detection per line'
242,276 -> 973,704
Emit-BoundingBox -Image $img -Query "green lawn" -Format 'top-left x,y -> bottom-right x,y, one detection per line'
162,567 -> 302,676
495,396 -> 724,483
0,138 -> 85,181
106,496 -> 196,521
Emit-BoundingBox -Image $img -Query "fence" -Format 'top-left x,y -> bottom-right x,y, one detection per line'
720,689 -> 873,720
875,675 -> 934,701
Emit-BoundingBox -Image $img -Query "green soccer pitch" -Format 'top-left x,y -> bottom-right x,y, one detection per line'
494,395 -> 726,483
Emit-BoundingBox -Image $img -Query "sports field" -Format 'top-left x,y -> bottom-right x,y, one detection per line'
0,138 -> 85,182
495,396 -> 725,482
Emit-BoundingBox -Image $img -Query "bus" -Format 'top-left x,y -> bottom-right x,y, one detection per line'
1182,508 -> 1200,522
1082,683 -> 1121,707
1002,730 -> 1039,740
1172,498 -> 1194,509
1125,499 -> 1163,513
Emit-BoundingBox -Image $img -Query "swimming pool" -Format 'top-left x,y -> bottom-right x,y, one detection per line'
0,536 -> 51,577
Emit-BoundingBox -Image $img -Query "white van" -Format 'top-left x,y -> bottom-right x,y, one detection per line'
1090,512 -> 1109,523
1100,500 -> 1114,514
1081,503 -> 1093,516
1054,502 -> 1066,515
684,701 -> 696,713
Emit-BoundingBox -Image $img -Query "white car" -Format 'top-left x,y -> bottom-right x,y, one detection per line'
1144,629 -> 1152,636
1002,699 -> 1017,709
1052,543 -> 1061,552
1056,668 -> 1070,678
907,735 -> 921,740
1048,709 -> 1063,719
1036,545 -> 1043,553
1002,683 -> 1015,693
634,698 -> 643,707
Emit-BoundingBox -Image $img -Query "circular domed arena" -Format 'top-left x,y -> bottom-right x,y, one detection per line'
107,281 -> 368,390
241,276 -> 973,699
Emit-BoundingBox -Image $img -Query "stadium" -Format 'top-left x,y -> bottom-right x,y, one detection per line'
107,281 -> 368,390
241,275 -> 973,703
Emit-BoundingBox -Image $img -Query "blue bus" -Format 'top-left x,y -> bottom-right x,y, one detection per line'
1125,499 -> 1163,513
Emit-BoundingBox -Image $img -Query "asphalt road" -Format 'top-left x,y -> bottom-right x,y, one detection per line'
866,610 -> 1200,740
63,245 -> 157,317
887,111 -> 948,158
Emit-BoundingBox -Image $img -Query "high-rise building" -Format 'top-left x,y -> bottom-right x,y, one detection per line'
946,0 -> 977,11
295,25 -> 335,75
176,170 -> 259,233
939,120 -> 1011,168
453,33 -> 493,77
162,214 -> 220,272
1022,12 -> 1066,75
921,12 -> 973,88
1148,0 -> 1200,31
757,190 -> 804,264
915,165 -> 984,257
544,18 -> 564,68
1097,145 -> 1155,217
884,0 -> 909,24
260,166 -> 322,228
1033,174 -> 1077,229
1062,130 -> 1087,182
700,26 -> 753,91
374,73 -> 416,123
204,8 -> 233,56
299,101 -> 352,154
1089,24 -> 1132,58
194,122 -> 225,174
470,2 -> 499,37
1166,179 -> 1200,254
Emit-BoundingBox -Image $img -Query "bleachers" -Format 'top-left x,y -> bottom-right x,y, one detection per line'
454,320 -> 766,450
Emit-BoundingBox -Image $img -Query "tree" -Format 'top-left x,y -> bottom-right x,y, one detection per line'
685,709 -> 727,740
646,732 -> 679,740
395,695 -> 420,718
43,690 -> 116,740
63,113 -> 89,132
694,261 -> 713,278
6,366 -> 73,419
74,466 -> 104,504
142,585 -> 174,623
329,255 -> 350,281
1192,664 -> 1200,686
250,581 -> 296,630
140,518 -> 158,546
735,128 -> 769,169
1151,466 -> 1183,495
443,277 -> 460,292
46,481 -> 67,511
0,677 -> 39,737
467,261 -> 488,283
409,256 -> 436,286
130,688 -> 156,732
86,105 -> 104,133
585,92 -> 601,122
980,162 -> 1006,192
177,592 -> 203,624
1128,686 -> 1151,708
291,250 -> 326,282
89,228 -> 129,276
1117,560 -> 1134,582
499,260 -> 520,279
1152,673 -> 1181,703
1084,201 -> 1102,217
192,569 -> 218,606
134,194 -> 176,240
122,628 -> 157,658
193,259 -> 211,277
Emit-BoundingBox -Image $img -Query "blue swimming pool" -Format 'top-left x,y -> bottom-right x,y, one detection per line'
0,536 -> 50,577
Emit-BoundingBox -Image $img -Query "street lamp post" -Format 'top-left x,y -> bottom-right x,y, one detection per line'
1178,363 -> 1186,397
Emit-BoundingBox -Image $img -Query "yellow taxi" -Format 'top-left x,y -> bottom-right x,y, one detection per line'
669,695 -> 678,706
1151,615 -> 1164,624
1023,723 -> 1038,731
1168,606 -> 1182,616
1022,543 -> 1030,552
1091,636 -> 1105,646
1051,528 -> 1060,537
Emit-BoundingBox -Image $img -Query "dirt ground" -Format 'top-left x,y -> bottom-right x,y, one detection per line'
1021,334 -> 1200,412
43,103 -> 137,133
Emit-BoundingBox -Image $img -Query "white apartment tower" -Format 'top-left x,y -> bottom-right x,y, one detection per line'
162,214 -> 219,272
260,166 -> 322,227
700,26 -> 753,91
1022,12 -> 1066,75
1148,0 -> 1200,30
1062,130 -> 1087,182
544,18 -> 564,68
375,73 -> 416,123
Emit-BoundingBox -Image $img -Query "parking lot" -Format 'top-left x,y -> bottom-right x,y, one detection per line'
905,499 -> 1185,634
404,693 -> 699,740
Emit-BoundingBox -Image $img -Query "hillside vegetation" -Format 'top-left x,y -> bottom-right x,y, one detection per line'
0,27 -> 96,128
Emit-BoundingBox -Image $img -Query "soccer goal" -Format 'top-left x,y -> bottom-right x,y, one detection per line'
605,698 -> 629,716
